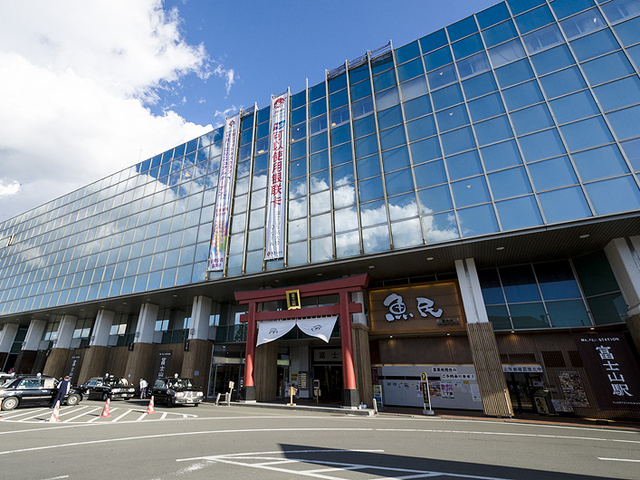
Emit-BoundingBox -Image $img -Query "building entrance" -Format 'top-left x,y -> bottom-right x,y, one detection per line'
506,372 -> 541,413
211,364 -> 244,401
313,365 -> 343,402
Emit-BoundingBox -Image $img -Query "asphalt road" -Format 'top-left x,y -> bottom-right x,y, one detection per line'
0,399 -> 639,480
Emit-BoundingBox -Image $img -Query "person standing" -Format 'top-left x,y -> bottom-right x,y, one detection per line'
52,376 -> 70,408
139,378 -> 148,399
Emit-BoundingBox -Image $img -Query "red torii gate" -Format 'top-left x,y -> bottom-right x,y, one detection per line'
235,274 -> 369,407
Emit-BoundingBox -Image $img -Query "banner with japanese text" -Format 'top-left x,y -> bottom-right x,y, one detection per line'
265,91 -> 289,260
573,332 -> 640,409
207,114 -> 240,271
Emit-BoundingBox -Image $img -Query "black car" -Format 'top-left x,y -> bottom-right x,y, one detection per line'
0,375 -> 83,411
151,377 -> 204,407
81,376 -> 136,401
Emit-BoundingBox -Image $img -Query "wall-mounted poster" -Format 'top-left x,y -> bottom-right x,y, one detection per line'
557,371 -> 590,408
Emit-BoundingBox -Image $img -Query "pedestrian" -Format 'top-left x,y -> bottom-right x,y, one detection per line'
139,378 -> 148,399
53,375 -> 71,408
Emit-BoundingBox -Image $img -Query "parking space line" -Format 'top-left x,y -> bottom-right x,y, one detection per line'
64,407 -> 100,423
135,412 -> 148,421
598,457 -> 640,463
0,408 -> 48,420
111,409 -> 133,422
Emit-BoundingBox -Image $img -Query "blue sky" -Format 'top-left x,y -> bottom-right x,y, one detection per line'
154,0 -> 502,126
0,0 -> 500,224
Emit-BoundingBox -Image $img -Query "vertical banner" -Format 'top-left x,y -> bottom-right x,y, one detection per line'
208,114 -> 240,271
265,91 -> 289,260
573,333 -> 640,409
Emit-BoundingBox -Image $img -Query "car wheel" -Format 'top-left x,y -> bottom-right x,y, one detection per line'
1,396 -> 19,411
102,392 -> 108,401
66,394 -> 80,406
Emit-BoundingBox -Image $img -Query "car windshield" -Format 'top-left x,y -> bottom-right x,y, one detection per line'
168,378 -> 195,389
1,378 -> 19,388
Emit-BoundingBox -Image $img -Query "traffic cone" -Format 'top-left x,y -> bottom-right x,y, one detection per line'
146,396 -> 156,414
48,400 -> 61,422
100,398 -> 111,417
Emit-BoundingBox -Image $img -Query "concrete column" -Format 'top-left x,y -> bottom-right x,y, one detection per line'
43,315 -> 77,379
0,323 -> 19,371
605,237 -> 640,353
190,296 -> 212,341
0,323 -> 19,353
351,291 -> 368,326
14,319 -> 47,374
456,258 -> 513,418
90,310 -> 115,347
124,303 -> 159,385
54,315 -> 77,350
135,303 -> 159,344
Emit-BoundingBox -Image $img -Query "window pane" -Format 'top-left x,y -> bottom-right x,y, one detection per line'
535,260 -> 582,300
385,168 -> 414,196
551,0 -> 596,20
452,34 -> 483,60
448,16 -> 478,42
497,195 -> 543,230
392,218 -> 423,248
528,156 -> 578,191
482,19 -> 518,48
375,87 -> 400,110
549,90 -> 599,124
452,176 -> 491,207
487,305 -> 512,330
489,167 -> 532,200
540,67 -> 587,99
514,5 -> 554,34
530,44 -> 575,76
358,176 -> 384,203
495,59 -> 535,88
488,39 -> 526,67
560,116 -> 614,152
334,206 -> 358,233
581,52 -> 634,87
382,145 -> 410,172
420,29 -> 448,54
500,265 -> 540,302
573,145 -> 630,182
475,115 -> 514,146
606,105 -> 640,140
418,185 -> 453,214
462,71 -> 498,99
502,81 -> 544,111
511,104 -> 554,136
414,159 -> 447,188
424,46 -> 453,71
585,176 -> 640,214
477,2 -> 510,29
458,204 -> 499,237
400,76 -> 428,101
468,92 -> 505,122
593,77 -> 640,112
523,24 -> 564,54
601,0 -> 640,24
446,150 -> 483,180
546,300 -> 591,327
396,58 -> 424,82
510,303 -> 549,329
560,8 -> 606,39
481,140 -> 523,172
406,115 -> 437,142
614,16 -> 640,46
431,84 -> 464,110
621,138 -> 640,172
410,137 -> 442,165
422,211 -> 460,243
519,129 -> 566,162
570,29 -> 620,62
336,231 -> 360,258
436,104 -> 470,132
356,154 -> 381,179
457,52 -> 491,79
403,95 -> 433,120
441,127 -> 476,155
353,115 -> 376,139
427,64 -> 458,90
388,192 -> 418,221
362,224 -> 390,253
538,186 -> 592,222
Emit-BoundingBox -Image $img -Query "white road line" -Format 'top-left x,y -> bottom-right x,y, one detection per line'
135,412 -> 148,421
598,457 -> 640,463
161,412 -> 168,420
39,476 -> 69,480
112,409 -> 133,422
63,406 -> 98,423
2,408 -> 49,420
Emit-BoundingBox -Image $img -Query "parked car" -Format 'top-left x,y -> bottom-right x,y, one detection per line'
0,375 -> 83,411
80,376 -> 136,401
151,376 -> 204,407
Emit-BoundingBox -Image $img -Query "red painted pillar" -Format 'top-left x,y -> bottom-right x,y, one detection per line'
244,302 -> 257,392
339,291 -> 357,391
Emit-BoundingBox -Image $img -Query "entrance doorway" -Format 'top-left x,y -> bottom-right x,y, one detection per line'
211,364 -> 243,401
313,365 -> 343,402
506,372 -> 541,413
276,365 -> 290,399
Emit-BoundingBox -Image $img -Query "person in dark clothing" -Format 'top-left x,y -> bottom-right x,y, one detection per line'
52,376 -> 70,408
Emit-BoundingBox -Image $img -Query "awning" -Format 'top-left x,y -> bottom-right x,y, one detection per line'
256,316 -> 338,346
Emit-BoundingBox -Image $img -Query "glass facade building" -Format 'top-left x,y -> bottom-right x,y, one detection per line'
1,0 -> 640,420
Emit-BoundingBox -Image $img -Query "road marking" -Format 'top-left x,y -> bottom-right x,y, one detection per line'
112,409 -> 133,422
178,450 -> 512,480
64,407 -> 101,423
598,457 -> 640,463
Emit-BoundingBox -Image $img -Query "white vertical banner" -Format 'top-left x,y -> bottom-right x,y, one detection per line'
207,114 -> 240,271
265,91 -> 289,260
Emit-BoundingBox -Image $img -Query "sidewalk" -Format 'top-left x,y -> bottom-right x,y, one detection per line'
231,400 -> 640,431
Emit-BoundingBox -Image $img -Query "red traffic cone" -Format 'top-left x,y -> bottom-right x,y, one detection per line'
48,400 -> 61,422
100,398 -> 112,417
146,396 -> 156,414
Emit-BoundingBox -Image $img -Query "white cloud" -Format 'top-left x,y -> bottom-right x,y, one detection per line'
0,0 -> 217,223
